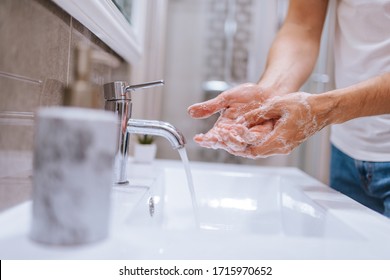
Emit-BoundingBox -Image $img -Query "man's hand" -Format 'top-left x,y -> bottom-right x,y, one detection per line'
187,83 -> 279,154
188,91 -> 332,158
232,92 -> 330,158
188,83 -> 275,119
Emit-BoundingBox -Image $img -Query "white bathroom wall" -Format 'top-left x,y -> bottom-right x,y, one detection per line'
157,0 -> 208,160
130,0 -> 168,121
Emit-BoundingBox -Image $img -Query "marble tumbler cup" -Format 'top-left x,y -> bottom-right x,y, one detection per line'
30,107 -> 118,246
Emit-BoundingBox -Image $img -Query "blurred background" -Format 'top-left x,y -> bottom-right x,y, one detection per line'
0,0 -> 335,210
156,0 -> 335,184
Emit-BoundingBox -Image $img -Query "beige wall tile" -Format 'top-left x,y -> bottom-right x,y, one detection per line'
0,0 -> 70,84
0,0 -> 128,212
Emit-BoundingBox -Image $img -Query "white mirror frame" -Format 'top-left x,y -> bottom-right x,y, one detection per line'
52,0 -> 147,64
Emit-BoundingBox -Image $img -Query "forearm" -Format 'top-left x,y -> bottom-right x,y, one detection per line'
259,25 -> 322,94
313,72 -> 390,125
258,0 -> 329,95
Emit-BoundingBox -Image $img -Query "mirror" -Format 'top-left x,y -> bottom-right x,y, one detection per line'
112,0 -> 133,24
52,0 -> 147,64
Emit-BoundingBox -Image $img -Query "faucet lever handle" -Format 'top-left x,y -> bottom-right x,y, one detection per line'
103,80 -> 164,101
126,80 -> 164,91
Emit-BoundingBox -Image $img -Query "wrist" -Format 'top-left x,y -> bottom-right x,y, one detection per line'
257,70 -> 305,97
256,80 -> 294,98
308,92 -> 341,127
311,90 -> 350,125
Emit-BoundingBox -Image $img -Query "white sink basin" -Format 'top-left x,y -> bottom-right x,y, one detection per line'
1,160 -> 390,259
128,166 -> 361,240
112,161 -> 390,259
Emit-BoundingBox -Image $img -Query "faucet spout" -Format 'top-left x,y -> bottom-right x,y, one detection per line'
127,119 -> 186,149
103,80 -> 183,185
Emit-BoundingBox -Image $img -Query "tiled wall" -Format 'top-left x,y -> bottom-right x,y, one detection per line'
200,0 -> 254,164
204,0 -> 253,83
0,0 -> 129,211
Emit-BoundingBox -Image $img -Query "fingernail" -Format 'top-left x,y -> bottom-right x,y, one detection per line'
193,134 -> 204,142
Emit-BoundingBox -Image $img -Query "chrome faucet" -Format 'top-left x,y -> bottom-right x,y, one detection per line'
103,80 -> 186,184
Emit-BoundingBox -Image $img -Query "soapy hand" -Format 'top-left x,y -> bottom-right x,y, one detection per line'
191,113 -> 275,154
232,92 -> 329,158
187,83 -> 279,154
188,83 -> 275,120
188,88 -> 329,158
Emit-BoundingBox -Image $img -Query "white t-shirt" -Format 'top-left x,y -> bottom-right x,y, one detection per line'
330,0 -> 390,161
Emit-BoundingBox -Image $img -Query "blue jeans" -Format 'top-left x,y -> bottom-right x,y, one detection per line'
330,145 -> 390,218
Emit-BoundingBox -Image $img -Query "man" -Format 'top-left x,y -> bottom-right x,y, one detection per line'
187,0 -> 390,217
